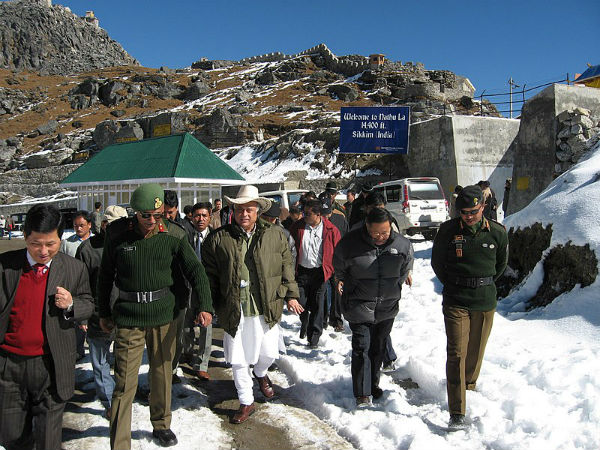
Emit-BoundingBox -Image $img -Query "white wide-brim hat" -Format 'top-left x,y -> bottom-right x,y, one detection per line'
224,185 -> 272,212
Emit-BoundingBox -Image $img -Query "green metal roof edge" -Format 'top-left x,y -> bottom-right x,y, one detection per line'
172,133 -> 245,180
61,133 -> 244,184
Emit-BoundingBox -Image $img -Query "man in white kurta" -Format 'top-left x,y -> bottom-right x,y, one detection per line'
202,185 -> 303,424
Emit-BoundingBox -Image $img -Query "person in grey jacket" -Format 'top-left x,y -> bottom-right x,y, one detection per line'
333,207 -> 413,407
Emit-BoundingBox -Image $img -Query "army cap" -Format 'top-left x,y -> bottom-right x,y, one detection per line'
455,185 -> 483,210
324,181 -> 337,193
130,183 -> 164,211
361,182 -> 374,193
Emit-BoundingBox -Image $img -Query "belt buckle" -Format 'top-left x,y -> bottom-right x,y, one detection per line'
138,291 -> 150,303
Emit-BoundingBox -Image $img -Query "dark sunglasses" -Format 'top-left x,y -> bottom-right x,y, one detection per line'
138,212 -> 163,220
460,207 -> 480,216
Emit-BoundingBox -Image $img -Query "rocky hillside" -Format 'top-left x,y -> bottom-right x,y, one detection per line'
0,32 -> 500,204
0,0 -> 138,74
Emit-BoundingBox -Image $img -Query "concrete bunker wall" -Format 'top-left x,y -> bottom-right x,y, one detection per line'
407,116 -> 519,205
508,84 -> 600,215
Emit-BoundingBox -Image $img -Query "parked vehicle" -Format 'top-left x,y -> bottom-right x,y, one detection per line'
373,177 -> 449,239
260,189 -> 308,210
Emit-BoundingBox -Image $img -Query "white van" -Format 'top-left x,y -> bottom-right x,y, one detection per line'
260,189 -> 308,210
373,177 -> 449,239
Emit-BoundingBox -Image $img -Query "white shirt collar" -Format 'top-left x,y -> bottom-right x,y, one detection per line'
26,251 -> 52,269
242,224 -> 256,238
305,219 -> 324,233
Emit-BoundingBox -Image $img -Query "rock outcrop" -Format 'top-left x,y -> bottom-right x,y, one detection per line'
0,0 -> 138,74
555,107 -> 600,175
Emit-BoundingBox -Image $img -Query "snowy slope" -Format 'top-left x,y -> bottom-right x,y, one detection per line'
499,141 -> 600,326
275,239 -> 600,450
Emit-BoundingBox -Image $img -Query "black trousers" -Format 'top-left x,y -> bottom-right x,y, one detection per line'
328,277 -> 343,328
383,335 -> 397,366
0,351 -> 66,450
349,318 -> 395,397
297,266 -> 327,346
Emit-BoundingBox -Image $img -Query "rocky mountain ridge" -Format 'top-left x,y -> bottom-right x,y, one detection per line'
0,2 -> 500,204
0,0 -> 138,74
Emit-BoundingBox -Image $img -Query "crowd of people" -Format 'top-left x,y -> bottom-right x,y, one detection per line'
0,179 -> 508,449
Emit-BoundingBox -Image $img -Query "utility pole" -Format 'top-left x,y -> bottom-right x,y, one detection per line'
508,77 -> 520,119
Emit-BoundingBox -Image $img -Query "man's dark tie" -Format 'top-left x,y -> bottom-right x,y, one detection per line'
195,233 -> 202,260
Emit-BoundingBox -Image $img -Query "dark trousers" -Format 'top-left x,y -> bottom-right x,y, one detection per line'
328,277 -> 343,328
383,335 -> 397,366
76,325 -> 86,358
349,318 -> 395,397
0,351 -> 66,450
443,304 -> 495,415
297,266 -> 327,346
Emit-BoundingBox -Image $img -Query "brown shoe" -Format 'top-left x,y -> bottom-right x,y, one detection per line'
253,371 -> 275,398
356,396 -> 372,407
195,370 -> 210,381
230,403 -> 255,424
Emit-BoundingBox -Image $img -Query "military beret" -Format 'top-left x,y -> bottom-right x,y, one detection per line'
130,183 -> 164,211
455,185 -> 483,210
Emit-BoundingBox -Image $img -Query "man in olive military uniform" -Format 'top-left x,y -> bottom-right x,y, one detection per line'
431,185 -> 508,429
98,183 -> 213,449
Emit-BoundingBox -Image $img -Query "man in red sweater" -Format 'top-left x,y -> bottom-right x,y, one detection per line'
0,204 -> 94,450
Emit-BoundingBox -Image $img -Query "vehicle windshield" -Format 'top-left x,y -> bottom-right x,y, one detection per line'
288,193 -> 304,207
264,194 -> 283,204
407,182 -> 444,200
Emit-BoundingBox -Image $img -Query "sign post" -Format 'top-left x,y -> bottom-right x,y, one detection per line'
339,106 -> 410,154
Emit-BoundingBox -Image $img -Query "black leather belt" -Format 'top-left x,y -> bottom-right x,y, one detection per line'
119,287 -> 170,303
452,276 -> 494,288
298,265 -> 322,271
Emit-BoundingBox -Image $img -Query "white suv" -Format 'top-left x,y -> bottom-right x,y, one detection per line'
260,189 -> 308,210
373,177 -> 449,239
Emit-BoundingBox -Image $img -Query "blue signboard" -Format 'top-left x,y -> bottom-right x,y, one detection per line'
339,106 -> 410,154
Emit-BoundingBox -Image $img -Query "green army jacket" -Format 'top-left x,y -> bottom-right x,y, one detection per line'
202,218 -> 300,337
97,217 -> 213,327
431,216 -> 508,311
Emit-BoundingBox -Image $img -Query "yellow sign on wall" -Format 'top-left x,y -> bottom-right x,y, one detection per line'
153,123 -> 171,137
516,176 -> 530,190
116,137 -> 138,143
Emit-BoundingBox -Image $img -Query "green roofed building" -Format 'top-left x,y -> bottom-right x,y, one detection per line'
61,133 -> 245,211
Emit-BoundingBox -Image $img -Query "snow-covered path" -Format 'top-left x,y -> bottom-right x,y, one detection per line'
60,238 -> 600,450
276,238 -> 600,450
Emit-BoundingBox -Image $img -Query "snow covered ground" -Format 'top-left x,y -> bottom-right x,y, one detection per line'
277,237 -> 600,450
14,140 -> 600,450
58,235 -> 600,450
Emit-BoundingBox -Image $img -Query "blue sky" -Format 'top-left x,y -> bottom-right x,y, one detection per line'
59,0 -> 597,98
